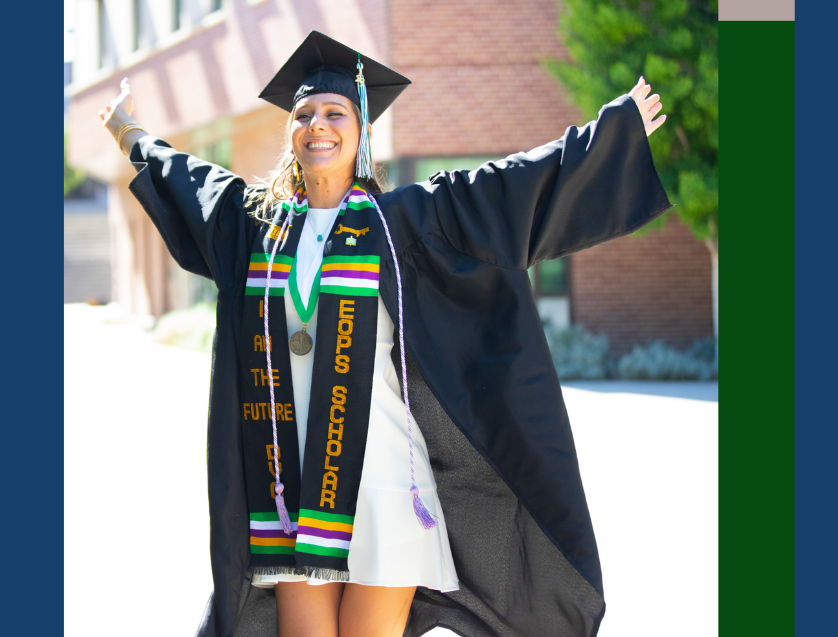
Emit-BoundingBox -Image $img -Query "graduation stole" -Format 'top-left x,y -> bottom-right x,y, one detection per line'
240,184 -> 383,579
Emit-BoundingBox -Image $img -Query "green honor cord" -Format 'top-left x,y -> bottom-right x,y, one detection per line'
288,256 -> 322,325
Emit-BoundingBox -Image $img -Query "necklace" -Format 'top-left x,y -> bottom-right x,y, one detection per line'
308,208 -> 336,242
284,197 -> 347,355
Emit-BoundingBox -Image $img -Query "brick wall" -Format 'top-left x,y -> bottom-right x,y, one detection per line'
570,214 -> 714,357
230,106 -> 289,185
390,0 -> 578,156
66,0 -> 715,343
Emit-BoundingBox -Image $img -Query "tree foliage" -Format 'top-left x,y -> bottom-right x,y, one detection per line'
64,127 -> 85,198
547,0 -> 718,243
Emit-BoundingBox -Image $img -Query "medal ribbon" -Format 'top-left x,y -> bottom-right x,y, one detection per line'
288,259 -> 321,324
286,188 -> 354,326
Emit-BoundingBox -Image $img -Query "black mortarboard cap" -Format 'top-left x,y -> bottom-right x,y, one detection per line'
258,31 -> 411,124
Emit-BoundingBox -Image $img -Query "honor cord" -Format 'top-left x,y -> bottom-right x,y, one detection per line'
369,194 -> 437,530
264,205 -> 295,535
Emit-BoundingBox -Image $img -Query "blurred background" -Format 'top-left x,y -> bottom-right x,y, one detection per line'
64,1 -> 718,636
64,0 -> 718,378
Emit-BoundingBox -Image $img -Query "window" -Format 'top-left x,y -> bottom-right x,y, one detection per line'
172,0 -> 181,31
211,0 -> 223,12
414,156 -> 500,182
97,0 -> 106,69
193,139 -> 231,170
190,119 -> 232,170
529,259 -> 571,329
532,259 -> 568,297
132,0 -> 140,52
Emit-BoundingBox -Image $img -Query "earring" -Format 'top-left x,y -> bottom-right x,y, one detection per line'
293,161 -> 302,182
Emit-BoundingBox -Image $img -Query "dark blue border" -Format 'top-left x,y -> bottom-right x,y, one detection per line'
0,4 -> 61,635
796,5 -> 837,636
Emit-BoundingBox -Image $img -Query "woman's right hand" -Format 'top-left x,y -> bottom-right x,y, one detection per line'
99,77 -> 135,134
99,77 -> 148,156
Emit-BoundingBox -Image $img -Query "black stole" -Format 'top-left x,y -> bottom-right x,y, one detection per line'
240,186 -> 384,578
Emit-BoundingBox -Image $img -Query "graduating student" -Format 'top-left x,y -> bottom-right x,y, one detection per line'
100,31 -> 668,637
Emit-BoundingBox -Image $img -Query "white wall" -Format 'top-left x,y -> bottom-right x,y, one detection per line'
537,296 -> 570,329
72,0 -> 226,88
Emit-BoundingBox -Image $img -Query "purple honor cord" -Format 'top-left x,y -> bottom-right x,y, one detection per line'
369,194 -> 437,530
264,206 -> 294,535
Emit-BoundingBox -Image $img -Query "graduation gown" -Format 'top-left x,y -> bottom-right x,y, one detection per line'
127,94 -> 672,637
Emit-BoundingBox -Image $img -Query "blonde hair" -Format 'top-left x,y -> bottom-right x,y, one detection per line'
246,101 -> 390,223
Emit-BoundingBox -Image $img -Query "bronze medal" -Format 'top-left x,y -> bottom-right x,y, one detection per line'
289,328 -> 313,356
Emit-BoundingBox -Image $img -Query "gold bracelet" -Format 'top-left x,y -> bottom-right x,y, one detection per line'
116,123 -> 148,151
116,123 -> 147,147
113,121 -> 139,143
113,121 -> 133,139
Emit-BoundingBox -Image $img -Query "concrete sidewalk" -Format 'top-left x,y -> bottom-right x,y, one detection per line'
65,304 -> 717,637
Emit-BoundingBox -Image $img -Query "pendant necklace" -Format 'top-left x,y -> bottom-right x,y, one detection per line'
287,252 -> 321,356
308,209 -> 333,242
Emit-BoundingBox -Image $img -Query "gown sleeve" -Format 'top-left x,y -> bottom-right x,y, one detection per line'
127,136 -> 249,290
426,94 -> 673,269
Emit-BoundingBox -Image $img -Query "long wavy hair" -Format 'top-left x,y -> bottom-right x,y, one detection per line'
246,101 -> 390,224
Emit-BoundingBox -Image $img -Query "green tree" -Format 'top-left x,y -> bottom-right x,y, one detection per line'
64,127 -> 85,197
547,0 -> 718,343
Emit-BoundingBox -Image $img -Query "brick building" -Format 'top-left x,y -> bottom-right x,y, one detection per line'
66,0 -> 713,355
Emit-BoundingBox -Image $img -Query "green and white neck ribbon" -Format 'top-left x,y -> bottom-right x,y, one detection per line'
284,188 -> 353,329
288,258 -> 321,326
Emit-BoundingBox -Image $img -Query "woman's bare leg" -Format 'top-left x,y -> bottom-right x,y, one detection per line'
274,581 -> 345,637
338,584 -> 416,637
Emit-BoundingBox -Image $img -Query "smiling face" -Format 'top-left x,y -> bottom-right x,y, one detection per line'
290,93 -> 361,184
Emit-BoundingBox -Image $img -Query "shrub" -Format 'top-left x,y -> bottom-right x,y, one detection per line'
687,336 -> 717,362
545,324 -> 613,380
618,339 -> 717,381
151,302 -> 217,353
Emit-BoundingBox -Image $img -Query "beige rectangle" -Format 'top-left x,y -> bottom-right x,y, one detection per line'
719,0 -> 794,20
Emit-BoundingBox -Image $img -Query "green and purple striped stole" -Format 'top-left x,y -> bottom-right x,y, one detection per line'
241,183 -> 382,579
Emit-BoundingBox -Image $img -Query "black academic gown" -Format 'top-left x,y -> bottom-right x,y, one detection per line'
127,94 -> 672,637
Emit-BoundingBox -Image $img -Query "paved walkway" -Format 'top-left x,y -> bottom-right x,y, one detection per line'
65,304 -> 717,637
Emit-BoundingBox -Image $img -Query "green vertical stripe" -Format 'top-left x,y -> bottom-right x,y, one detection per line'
720,20 -> 794,637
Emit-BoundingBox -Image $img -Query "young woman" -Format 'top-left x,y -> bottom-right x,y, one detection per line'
100,31 -> 667,637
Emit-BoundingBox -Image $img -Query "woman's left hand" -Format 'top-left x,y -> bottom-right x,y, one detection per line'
629,77 -> 666,137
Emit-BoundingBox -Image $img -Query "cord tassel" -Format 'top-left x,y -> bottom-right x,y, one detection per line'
264,198 -> 297,536
369,193 -> 438,530
274,483 -> 294,535
355,57 -> 373,179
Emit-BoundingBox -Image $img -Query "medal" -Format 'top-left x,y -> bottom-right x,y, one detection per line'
287,254 -> 322,356
289,327 -> 313,355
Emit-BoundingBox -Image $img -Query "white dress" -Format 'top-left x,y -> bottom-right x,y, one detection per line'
251,205 -> 459,591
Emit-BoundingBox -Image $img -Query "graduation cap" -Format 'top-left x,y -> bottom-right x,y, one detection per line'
259,31 -> 412,179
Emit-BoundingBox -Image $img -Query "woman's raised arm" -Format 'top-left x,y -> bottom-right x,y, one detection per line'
426,79 -> 672,270
628,76 -> 667,137
98,78 -> 249,288
100,78 -> 149,156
